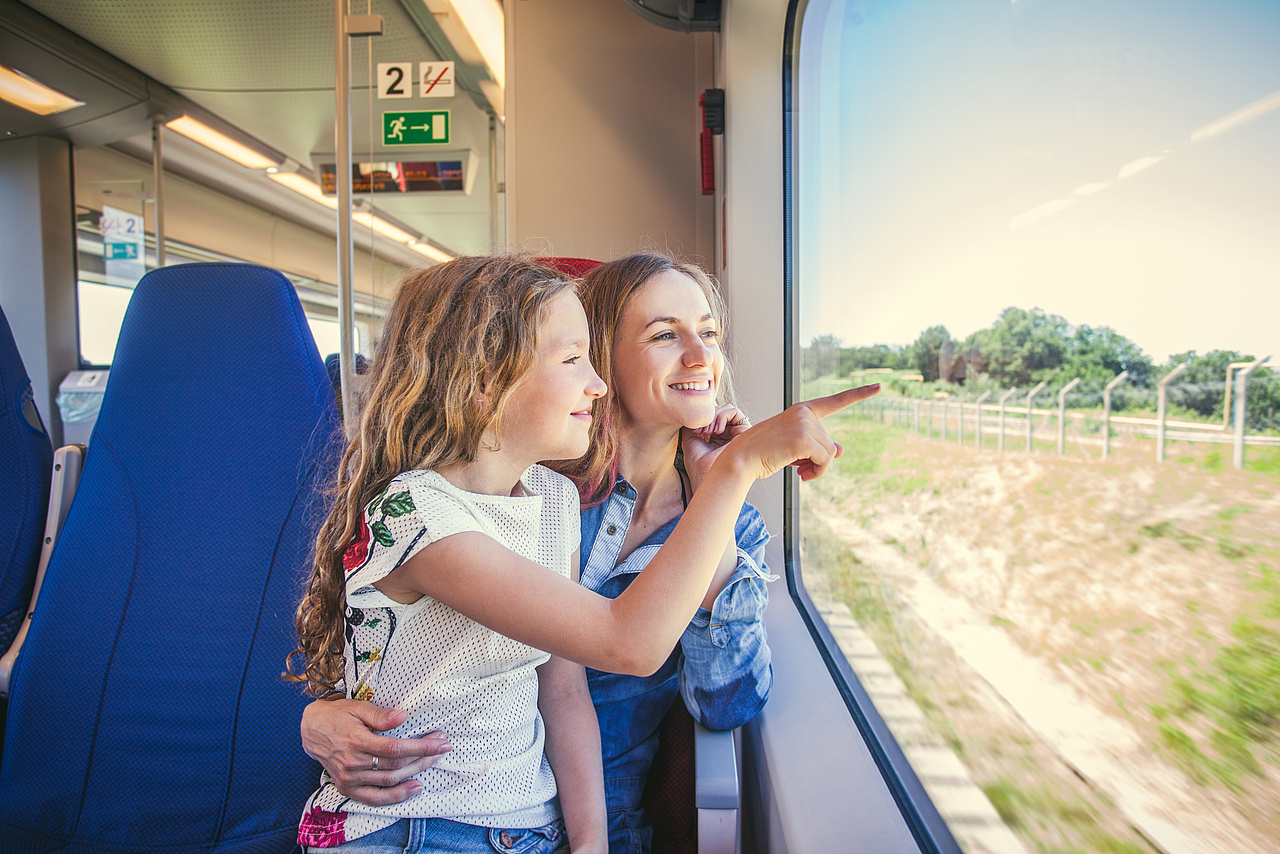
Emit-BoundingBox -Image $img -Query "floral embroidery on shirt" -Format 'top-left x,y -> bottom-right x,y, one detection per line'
346,605 -> 397,702
298,805 -> 348,847
343,488 -> 415,573
342,519 -> 371,573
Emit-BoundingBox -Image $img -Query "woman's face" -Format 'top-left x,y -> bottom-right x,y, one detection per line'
611,269 -> 724,432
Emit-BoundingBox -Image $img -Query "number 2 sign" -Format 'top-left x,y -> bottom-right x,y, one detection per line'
377,62 -> 413,99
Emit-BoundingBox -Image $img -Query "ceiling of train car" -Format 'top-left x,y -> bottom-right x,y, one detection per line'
14,0 -> 500,256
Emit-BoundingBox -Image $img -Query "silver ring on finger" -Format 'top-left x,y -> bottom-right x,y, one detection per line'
371,755 -> 380,772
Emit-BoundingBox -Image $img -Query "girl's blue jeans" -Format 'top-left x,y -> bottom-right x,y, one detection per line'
305,817 -> 567,854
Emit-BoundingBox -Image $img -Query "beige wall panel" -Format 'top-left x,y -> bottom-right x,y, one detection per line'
508,0 -> 714,266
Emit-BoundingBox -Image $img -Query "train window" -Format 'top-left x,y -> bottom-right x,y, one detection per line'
76,280 -> 133,367
74,215 -> 365,369
791,2 -> 1280,853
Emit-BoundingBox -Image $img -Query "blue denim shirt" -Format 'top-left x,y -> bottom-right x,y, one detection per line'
578,476 -> 775,829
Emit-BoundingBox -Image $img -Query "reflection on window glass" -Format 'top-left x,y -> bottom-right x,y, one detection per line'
796,2 -> 1279,852
78,281 -> 133,366
77,280 -> 358,369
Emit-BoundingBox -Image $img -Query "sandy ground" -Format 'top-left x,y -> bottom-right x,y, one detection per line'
803,420 -> 1280,853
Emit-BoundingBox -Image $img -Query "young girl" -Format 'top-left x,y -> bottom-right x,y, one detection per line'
291,256 -> 871,852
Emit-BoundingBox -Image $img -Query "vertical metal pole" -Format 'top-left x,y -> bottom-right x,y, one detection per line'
998,388 -> 1017,453
928,400 -> 934,437
958,398 -> 965,445
942,401 -> 948,441
974,390 -> 991,449
1102,371 -> 1128,460
1157,363 -> 1188,463
488,115 -> 499,252
151,115 -> 165,268
335,0 -> 357,439
1234,357 -> 1271,470
1025,381 -> 1047,453
1057,378 -> 1080,455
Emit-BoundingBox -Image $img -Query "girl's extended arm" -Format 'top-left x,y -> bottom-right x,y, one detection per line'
374,386 -> 877,676
537,654 -> 607,854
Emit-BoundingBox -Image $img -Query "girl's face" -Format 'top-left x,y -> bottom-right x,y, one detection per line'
503,290 -> 607,463
611,269 -> 724,433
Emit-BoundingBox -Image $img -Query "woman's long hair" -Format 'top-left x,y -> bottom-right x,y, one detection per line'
289,256 -> 574,696
551,254 -> 733,506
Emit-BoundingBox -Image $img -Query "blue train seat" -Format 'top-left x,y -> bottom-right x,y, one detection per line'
0,305 -> 53,659
0,263 -> 343,854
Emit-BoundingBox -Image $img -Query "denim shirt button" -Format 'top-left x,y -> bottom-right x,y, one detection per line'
615,482 -> 628,494
607,524 -> 618,535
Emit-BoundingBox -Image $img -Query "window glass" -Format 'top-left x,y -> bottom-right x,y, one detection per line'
75,226 -> 364,370
77,281 -> 134,366
308,316 -> 356,361
795,2 -> 1280,852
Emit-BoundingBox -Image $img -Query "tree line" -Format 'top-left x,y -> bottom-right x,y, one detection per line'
802,307 -> 1278,430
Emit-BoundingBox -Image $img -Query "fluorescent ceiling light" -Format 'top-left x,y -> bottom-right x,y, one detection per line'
268,171 -> 338,209
425,0 -> 505,89
0,64 -> 83,115
409,241 -> 454,263
353,210 -> 416,243
166,115 -> 278,169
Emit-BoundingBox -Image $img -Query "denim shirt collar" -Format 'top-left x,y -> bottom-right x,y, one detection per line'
579,475 -> 681,593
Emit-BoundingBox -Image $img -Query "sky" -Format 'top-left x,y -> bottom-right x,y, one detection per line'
797,0 -> 1280,365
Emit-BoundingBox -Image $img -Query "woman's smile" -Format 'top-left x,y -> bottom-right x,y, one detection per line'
613,269 -> 725,431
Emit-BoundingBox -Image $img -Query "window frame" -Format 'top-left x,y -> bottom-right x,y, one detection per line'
781,2 -> 961,851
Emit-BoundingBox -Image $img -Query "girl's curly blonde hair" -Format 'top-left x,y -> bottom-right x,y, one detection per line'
288,255 -> 575,696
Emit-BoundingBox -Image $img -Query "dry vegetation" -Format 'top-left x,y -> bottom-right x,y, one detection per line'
801,381 -> 1280,853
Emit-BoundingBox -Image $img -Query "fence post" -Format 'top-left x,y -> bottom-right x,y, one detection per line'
974,390 -> 992,449
998,388 -> 1017,453
1234,356 -> 1271,470
1025,382 -> 1047,452
1157,363 -> 1189,463
958,397 -> 965,445
1223,361 -> 1253,431
942,400 -> 949,441
1057,378 -> 1081,455
928,400 -> 934,437
1102,371 -> 1129,460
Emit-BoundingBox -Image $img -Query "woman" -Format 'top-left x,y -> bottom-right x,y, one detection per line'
301,254 -> 795,852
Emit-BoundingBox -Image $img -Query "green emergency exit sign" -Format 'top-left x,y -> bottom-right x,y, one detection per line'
382,111 -> 450,145
104,242 -> 139,259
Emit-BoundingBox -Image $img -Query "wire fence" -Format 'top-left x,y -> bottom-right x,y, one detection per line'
856,395 -> 1280,466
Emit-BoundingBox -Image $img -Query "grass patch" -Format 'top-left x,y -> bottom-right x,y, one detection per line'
981,779 -> 1154,853
1244,447 -> 1280,478
1151,575 -> 1280,792
1139,521 -> 1205,552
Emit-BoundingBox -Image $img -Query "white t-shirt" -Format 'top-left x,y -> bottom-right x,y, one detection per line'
297,464 -> 581,848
